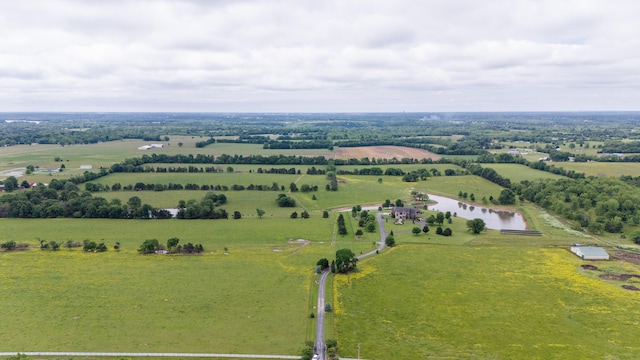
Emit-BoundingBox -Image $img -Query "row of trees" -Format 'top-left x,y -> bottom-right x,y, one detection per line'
86,181 -> 281,192
138,237 -> 204,254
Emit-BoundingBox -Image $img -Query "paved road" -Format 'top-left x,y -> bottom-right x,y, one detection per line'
315,269 -> 331,359
314,212 -> 388,360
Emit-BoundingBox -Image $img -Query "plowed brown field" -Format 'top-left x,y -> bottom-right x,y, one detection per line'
334,145 -> 440,160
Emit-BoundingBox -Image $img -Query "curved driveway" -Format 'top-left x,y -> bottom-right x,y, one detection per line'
314,211 -> 388,359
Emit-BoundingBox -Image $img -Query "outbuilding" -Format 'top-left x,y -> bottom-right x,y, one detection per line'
570,246 -> 609,260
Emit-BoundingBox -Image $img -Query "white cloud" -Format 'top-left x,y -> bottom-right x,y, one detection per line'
0,0 -> 639,111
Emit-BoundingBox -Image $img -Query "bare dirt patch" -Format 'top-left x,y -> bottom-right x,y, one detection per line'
334,146 -> 441,161
622,285 -> 640,291
581,264 -> 599,271
599,273 -> 640,281
611,251 -> 640,265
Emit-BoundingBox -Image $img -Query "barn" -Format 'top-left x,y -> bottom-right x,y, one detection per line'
570,246 -> 610,260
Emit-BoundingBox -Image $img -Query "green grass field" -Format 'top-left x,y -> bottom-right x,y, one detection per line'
552,161 -> 640,177
0,246 -> 312,354
483,163 -> 564,183
4,139 -> 640,359
334,245 -> 640,360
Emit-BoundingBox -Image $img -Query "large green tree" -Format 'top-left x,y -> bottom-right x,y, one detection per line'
335,248 -> 358,273
467,218 -> 486,234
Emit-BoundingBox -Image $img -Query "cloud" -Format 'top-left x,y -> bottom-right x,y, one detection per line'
0,0 -> 639,111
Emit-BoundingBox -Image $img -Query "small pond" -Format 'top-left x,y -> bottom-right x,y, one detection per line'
425,194 -> 526,230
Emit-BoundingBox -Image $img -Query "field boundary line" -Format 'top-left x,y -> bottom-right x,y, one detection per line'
0,352 -> 300,359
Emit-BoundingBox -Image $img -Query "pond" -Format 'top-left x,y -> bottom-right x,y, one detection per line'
425,194 -> 526,230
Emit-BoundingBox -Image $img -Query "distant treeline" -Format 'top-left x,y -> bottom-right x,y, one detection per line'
108,153 -> 455,173
0,181 -> 234,220
85,182 -> 284,192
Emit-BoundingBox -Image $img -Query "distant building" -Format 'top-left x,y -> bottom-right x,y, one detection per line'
391,207 -> 421,220
570,246 -> 609,260
138,144 -> 164,150
507,149 -> 521,155
80,165 -> 92,170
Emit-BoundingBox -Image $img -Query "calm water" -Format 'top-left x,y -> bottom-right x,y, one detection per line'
426,194 -> 526,230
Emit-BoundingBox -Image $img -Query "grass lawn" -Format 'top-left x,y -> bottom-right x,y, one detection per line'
0,246 -> 314,354
484,163 -> 565,183
334,245 -> 640,359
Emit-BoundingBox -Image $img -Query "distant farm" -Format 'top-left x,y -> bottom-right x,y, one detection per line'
2,112 -> 640,359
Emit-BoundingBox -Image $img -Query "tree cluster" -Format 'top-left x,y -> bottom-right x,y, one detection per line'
335,248 -> 357,273
276,194 -> 296,207
138,237 -> 204,254
337,213 -> 348,235
176,193 -> 229,219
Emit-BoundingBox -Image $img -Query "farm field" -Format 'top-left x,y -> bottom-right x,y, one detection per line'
482,163 -> 565,182
5,128 -> 640,360
0,246 -> 313,354
552,161 -> 640,177
333,146 -> 440,161
334,245 -> 640,360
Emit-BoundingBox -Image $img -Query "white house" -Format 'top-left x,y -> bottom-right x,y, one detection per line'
138,144 -> 164,150
570,246 -> 610,260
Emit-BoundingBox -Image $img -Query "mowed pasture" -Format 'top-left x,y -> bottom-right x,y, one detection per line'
552,161 -> 640,177
0,246 -> 314,354
334,245 -> 640,359
482,163 -> 565,182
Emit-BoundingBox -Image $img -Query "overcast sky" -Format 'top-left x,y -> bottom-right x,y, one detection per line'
1,0 -> 639,112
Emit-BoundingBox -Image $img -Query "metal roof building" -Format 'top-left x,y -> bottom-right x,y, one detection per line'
570,246 -> 610,260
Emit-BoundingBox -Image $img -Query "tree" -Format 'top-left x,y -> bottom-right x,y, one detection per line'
355,229 -> 363,236
226,166 -> 234,173
289,182 -> 298,192
167,237 -> 180,250
83,240 -> 98,252
365,221 -> 376,232
436,212 -> 445,225
467,218 -> 486,234
317,258 -> 329,269
442,228 -> 452,236
395,199 -> 404,207
498,188 -> 516,205
178,142 -> 183,147
632,231 -> 640,244
422,225 -> 430,234
128,196 -> 142,210
301,210 -> 310,219
1,240 -> 16,250
436,226 -> 443,235
233,211 -> 242,219
385,234 -> 395,247
325,302 -> 332,312
276,194 -> 296,207
138,239 -> 159,254
322,210 -> 329,218
291,211 -> 298,219
256,208 -> 265,219
412,226 -> 421,235
335,248 -> 357,273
